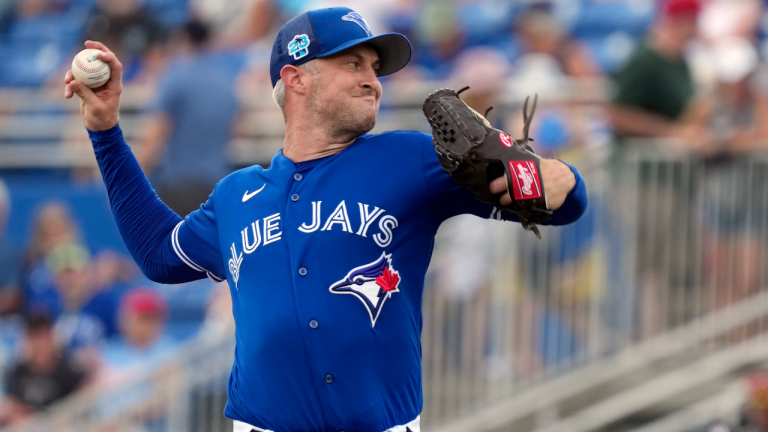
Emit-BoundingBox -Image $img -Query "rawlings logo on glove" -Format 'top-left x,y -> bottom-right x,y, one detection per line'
422,87 -> 552,238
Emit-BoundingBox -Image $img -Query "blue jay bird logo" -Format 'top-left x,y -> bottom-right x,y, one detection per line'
287,34 -> 311,60
341,12 -> 372,36
330,252 -> 401,327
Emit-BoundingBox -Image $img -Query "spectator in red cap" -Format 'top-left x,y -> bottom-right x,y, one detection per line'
608,0 -> 709,147
664,0 -> 702,17
98,287 -> 176,385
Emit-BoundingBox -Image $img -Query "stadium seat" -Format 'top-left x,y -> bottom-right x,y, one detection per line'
142,0 -> 190,28
0,42 -> 70,87
0,8 -> 89,87
2,9 -> 87,45
569,0 -> 654,39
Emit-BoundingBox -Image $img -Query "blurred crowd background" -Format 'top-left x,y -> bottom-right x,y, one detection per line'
2,0 -> 768,430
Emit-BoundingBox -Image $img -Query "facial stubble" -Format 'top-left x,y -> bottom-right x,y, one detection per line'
308,84 -> 377,142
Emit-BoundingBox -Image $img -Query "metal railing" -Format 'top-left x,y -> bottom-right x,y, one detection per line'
428,145 -> 768,432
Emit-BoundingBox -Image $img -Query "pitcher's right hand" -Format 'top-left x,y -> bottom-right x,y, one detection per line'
64,41 -> 123,131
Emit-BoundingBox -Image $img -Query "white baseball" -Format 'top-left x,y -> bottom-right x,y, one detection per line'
71,49 -> 111,88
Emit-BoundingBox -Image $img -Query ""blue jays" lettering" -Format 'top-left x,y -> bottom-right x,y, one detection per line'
228,202 -> 398,284
298,200 -> 398,248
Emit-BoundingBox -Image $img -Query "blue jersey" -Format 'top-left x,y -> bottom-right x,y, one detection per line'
87,126 -> 587,432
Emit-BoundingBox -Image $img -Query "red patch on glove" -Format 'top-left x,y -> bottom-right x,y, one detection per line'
509,161 -> 543,200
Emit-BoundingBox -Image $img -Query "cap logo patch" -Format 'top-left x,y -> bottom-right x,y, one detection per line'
288,34 -> 311,60
341,12 -> 372,36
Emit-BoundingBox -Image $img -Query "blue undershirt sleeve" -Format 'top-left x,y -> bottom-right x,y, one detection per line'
88,124 -> 225,283
421,133 -> 588,225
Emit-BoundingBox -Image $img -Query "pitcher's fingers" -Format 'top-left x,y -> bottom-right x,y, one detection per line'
64,70 -> 74,84
499,194 -> 511,206
64,80 -> 77,98
67,80 -> 93,101
489,176 -> 508,194
84,40 -> 112,54
95,50 -> 122,84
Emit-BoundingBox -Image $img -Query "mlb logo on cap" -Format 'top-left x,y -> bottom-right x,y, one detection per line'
270,7 -> 412,87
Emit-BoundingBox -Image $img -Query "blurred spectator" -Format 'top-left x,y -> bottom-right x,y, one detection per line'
504,7 -> 603,158
85,0 -> 167,83
449,47 -> 510,126
22,203 -> 81,318
90,250 -> 136,295
409,1 -> 466,80
137,19 -> 239,217
686,38 -> 768,153
685,38 -> 768,319
23,203 -> 80,273
504,62 -> 585,158
93,288 -> 176,427
46,244 -> 119,354
234,0 -> 280,88
191,0 -> 278,46
0,315 -> 85,425
20,203 -> 124,354
100,287 -> 174,383
0,179 -> 22,316
514,7 -> 601,80
608,0 -> 710,149
699,0 -> 762,43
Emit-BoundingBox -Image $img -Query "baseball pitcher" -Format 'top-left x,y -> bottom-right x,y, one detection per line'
64,7 -> 588,432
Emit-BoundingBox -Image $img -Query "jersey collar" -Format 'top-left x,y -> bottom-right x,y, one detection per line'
271,133 -> 373,171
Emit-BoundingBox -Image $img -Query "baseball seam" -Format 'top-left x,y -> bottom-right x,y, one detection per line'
74,57 -> 107,74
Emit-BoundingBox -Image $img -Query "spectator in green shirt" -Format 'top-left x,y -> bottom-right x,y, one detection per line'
608,0 -> 710,151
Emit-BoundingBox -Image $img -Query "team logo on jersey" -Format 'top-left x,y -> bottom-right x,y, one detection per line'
329,252 -> 401,327
288,34 -> 311,60
341,12 -> 372,36
508,161 -> 542,200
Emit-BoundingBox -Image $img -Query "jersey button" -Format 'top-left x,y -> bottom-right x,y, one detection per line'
324,374 -> 333,383
291,194 -> 299,202
293,173 -> 303,181
298,267 -> 308,276
309,319 -> 318,329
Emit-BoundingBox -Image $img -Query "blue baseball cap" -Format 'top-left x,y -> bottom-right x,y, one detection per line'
269,7 -> 412,87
